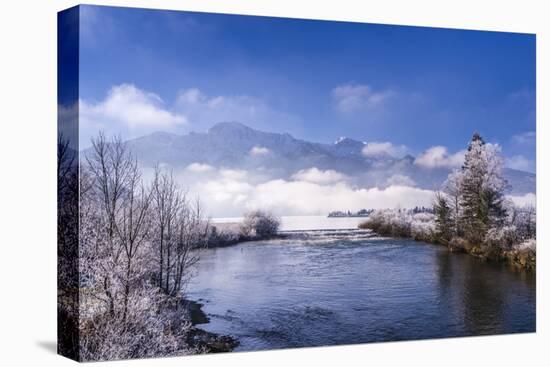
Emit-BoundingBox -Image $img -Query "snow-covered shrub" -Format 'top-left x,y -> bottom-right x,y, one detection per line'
79,284 -> 196,361
360,209 -> 408,237
207,225 -> 241,247
240,210 -> 280,238
484,225 -> 519,250
360,209 -> 436,242
514,238 -> 536,252
410,212 -> 436,242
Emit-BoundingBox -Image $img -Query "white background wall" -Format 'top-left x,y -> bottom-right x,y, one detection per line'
0,0 -> 547,366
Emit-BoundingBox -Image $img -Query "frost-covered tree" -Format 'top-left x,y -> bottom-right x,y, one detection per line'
57,134 -> 80,358
505,200 -> 536,241
442,169 -> 463,237
240,210 -> 281,238
434,192 -> 453,244
459,133 -> 507,244
78,134 -> 207,361
151,167 -> 183,293
171,198 -> 209,295
151,169 -> 209,296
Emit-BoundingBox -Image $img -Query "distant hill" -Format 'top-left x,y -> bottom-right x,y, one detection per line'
122,122 -> 535,195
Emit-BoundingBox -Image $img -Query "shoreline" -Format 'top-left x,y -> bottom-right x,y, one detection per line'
364,228 -> 536,271
183,299 -> 240,353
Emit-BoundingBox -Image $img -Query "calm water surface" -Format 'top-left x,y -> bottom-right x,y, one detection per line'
187,227 -> 535,351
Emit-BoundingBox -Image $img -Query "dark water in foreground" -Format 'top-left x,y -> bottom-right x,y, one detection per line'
187,230 -> 536,351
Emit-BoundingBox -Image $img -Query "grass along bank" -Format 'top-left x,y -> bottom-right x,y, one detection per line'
359,208 -> 535,270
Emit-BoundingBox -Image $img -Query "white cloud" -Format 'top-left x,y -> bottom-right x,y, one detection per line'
79,84 -> 186,147
250,146 -> 270,156
386,174 -> 416,187
506,155 -> 533,172
245,181 -> 435,216
219,169 -> 248,181
507,193 -> 536,208
362,142 -> 408,158
332,83 -> 395,114
512,131 -> 535,145
186,162 -> 215,173
414,146 -> 466,169
291,168 -> 348,184
202,177 -> 253,204
184,165 -> 435,217
79,84 -> 301,148
81,84 -> 186,129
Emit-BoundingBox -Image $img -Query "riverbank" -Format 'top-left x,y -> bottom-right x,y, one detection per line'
359,219 -> 536,271
208,221 -> 288,248
447,237 -> 536,271
183,299 -> 239,353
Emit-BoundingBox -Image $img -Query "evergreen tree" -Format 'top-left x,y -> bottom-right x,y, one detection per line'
434,192 -> 453,244
459,132 -> 507,244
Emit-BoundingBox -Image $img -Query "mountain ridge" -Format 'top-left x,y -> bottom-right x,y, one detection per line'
122,122 -> 535,195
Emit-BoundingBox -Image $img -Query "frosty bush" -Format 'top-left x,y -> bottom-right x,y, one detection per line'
515,238 -> 536,252
240,210 -> 281,238
79,284 -> 194,361
410,212 -> 436,242
484,226 -> 519,250
360,209 -> 435,242
207,225 -> 241,247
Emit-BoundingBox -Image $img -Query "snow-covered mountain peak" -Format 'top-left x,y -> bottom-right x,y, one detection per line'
121,122 -> 535,195
334,136 -> 365,146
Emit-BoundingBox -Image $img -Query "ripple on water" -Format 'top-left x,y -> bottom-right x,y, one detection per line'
188,231 -> 536,351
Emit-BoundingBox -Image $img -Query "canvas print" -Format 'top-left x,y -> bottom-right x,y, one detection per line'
58,5 -> 536,362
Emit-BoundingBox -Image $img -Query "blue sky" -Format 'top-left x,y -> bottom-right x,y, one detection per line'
77,5 -> 536,172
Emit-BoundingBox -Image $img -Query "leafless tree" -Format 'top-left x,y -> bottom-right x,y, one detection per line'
172,198 -> 210,295
151,169 -> 209,296
442,169 -> 462,237
151,167 -> 184,293
57,133 -> 80,358
77,133 -> 209,360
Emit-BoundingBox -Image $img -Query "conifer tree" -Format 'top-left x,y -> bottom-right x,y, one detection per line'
459,132 -> 507,244
434,192 -> 453,244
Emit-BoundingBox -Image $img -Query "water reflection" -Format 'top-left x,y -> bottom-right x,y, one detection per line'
188,231 -> 536,351
435,249 -> 535,336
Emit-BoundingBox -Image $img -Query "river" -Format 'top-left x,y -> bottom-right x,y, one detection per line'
187,218 -> 535,352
